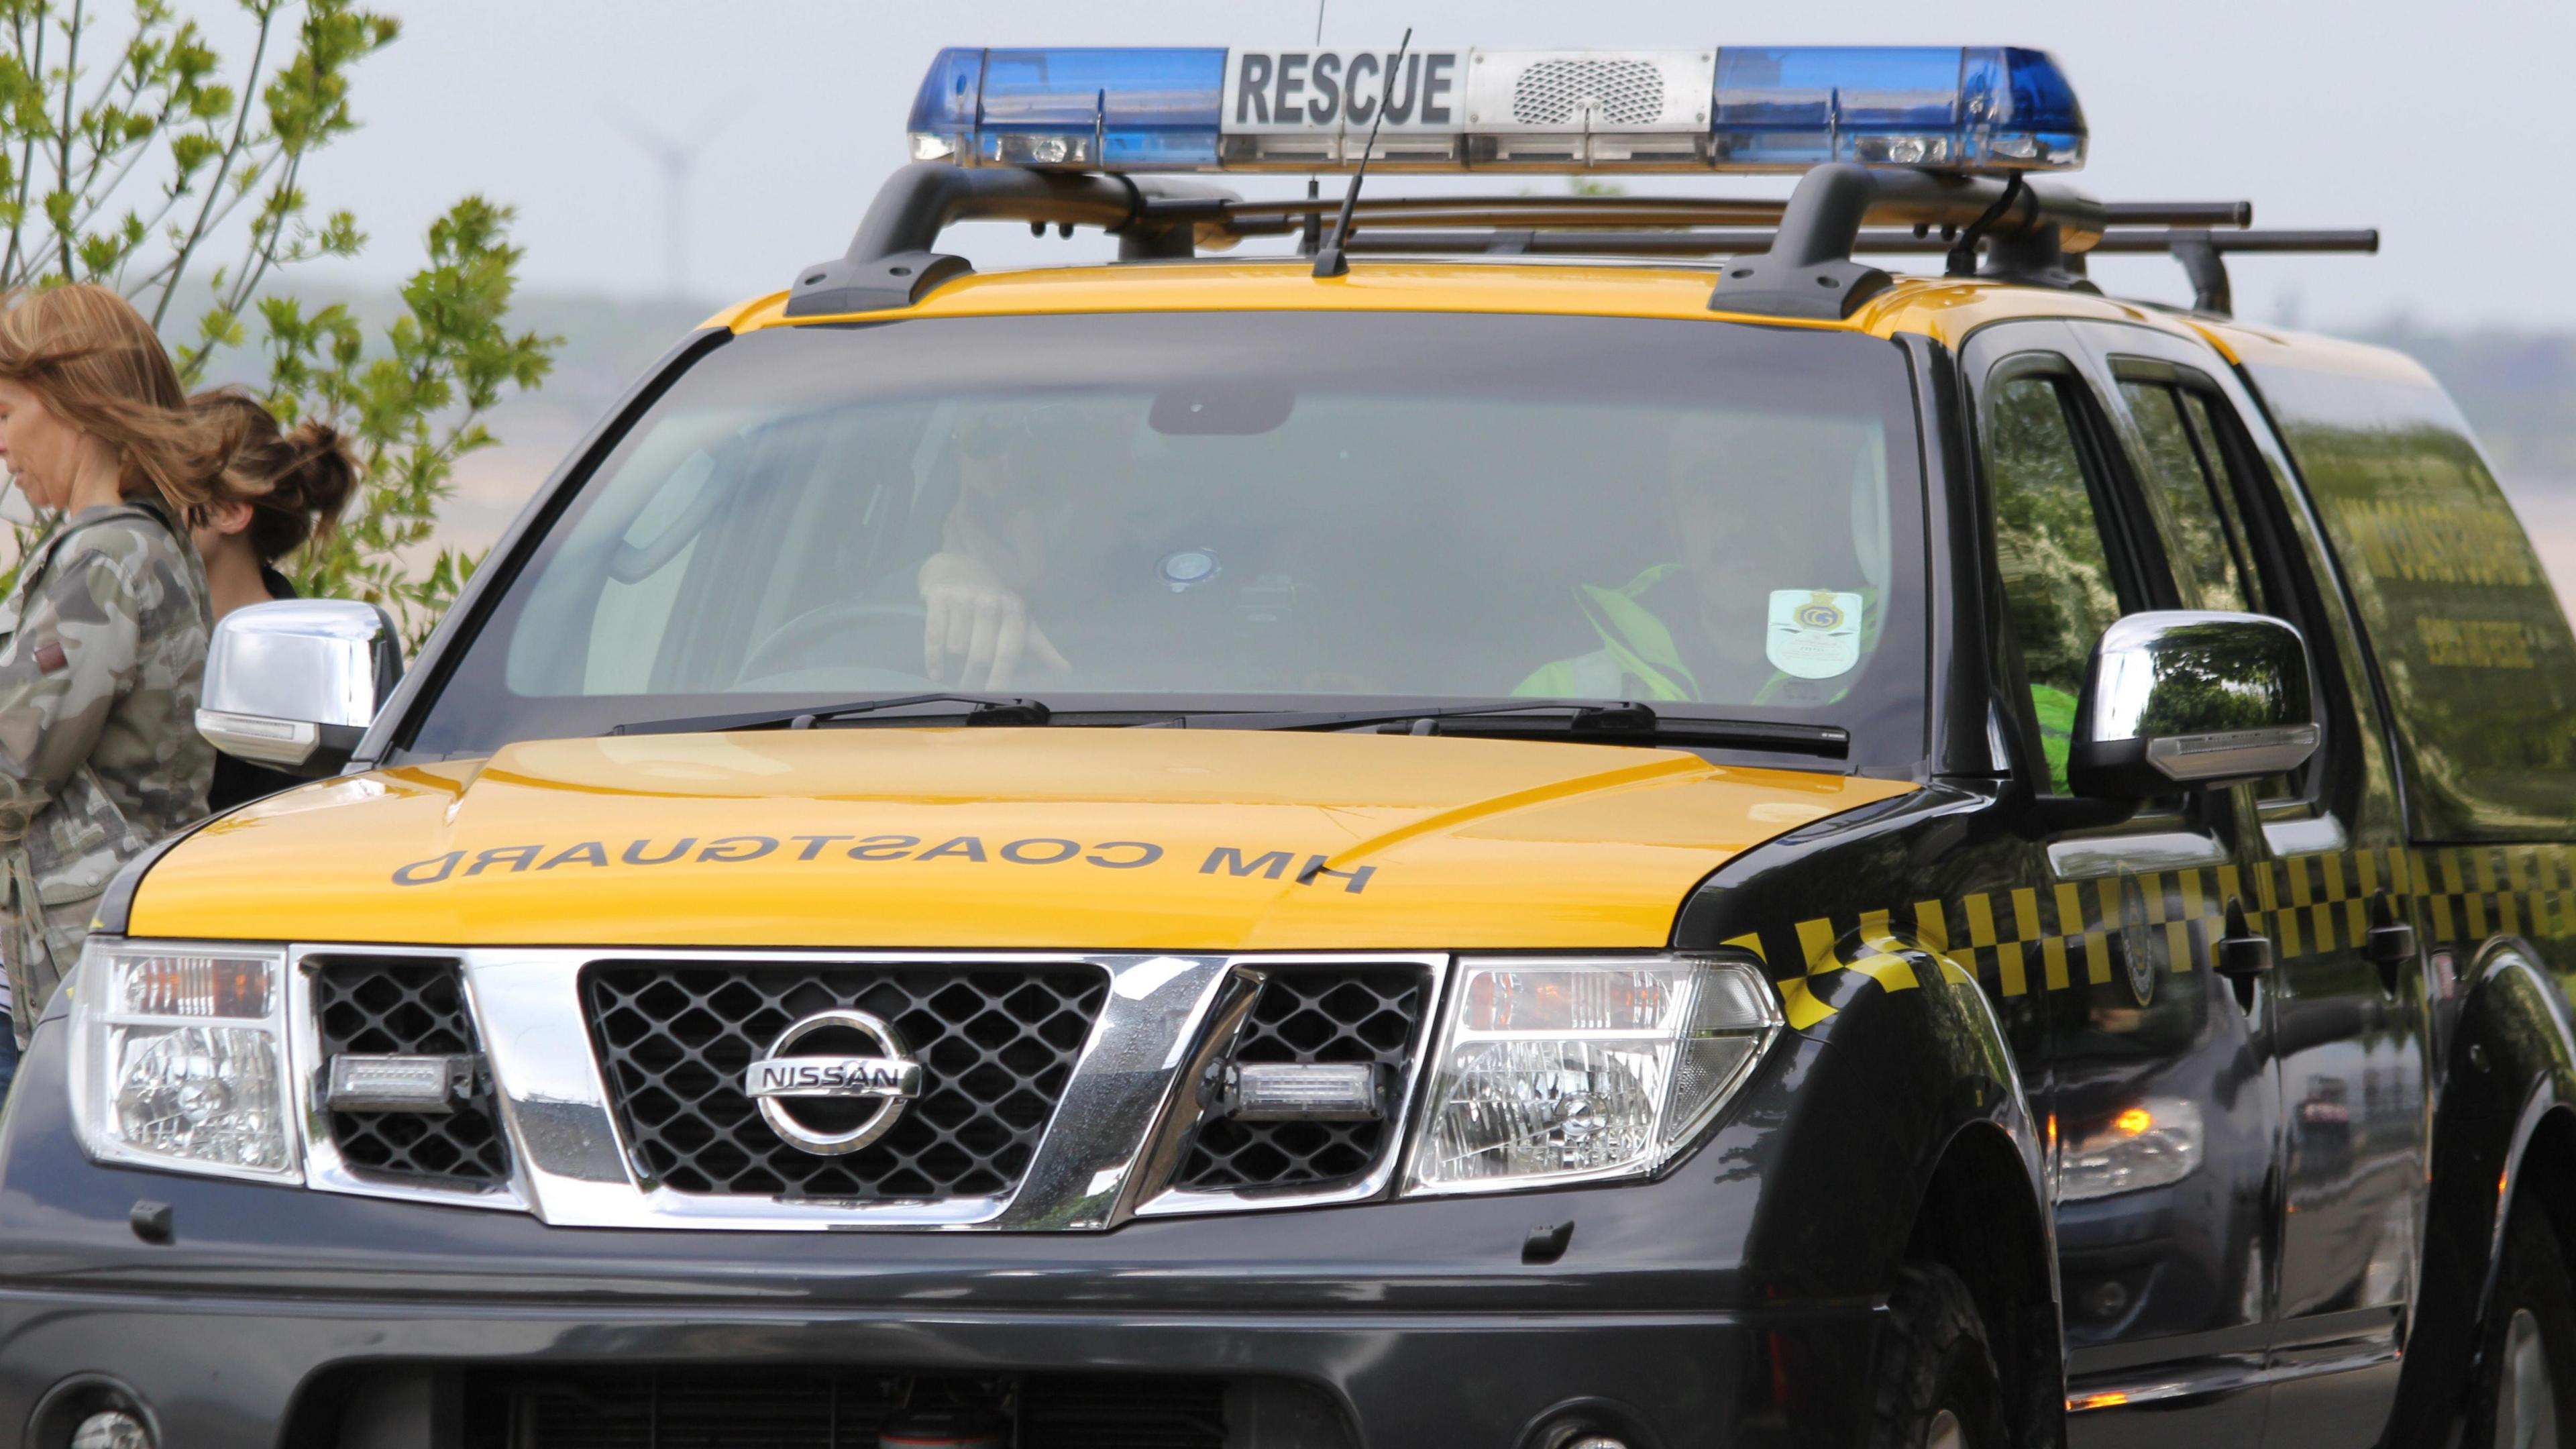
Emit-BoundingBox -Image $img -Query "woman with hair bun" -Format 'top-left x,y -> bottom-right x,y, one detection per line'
188,388 -> 356,812
0,282 -> 244,1052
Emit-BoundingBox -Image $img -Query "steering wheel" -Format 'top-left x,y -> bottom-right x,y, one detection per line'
735,598 -> 932,690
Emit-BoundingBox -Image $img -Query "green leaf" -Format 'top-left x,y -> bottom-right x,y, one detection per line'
0,1 -> 549,649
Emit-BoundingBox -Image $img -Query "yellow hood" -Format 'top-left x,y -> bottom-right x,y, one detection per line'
133,729 -> 1912,950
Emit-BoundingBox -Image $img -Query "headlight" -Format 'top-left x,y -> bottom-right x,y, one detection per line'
67,939 -> 299,1182
1403,955 -> 1779,1195
2058,1097 -> 2203,1201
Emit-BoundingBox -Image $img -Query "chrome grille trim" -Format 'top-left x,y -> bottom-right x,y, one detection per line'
285,945 -> 1450,1230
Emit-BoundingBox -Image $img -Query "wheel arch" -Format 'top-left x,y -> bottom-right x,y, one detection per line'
2386,936 -> 2576,1444
1768,935 -> 2064,1449
1904,1118 -> 2066,1449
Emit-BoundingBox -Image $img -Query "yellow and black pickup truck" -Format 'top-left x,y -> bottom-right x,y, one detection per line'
13,42 -> 2576,1449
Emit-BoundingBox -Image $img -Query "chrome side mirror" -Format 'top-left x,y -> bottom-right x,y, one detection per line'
197,599 -> 402,777
2069,610 -> 2320,799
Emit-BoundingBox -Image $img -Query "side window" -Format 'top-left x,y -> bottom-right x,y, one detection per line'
2116,380 -> 2256,614
2243,354 -> 2576,833
1985,373 -> 2126,793
2113,373 -> 2316,805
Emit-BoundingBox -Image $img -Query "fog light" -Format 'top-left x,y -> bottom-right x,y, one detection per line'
71,1410 -> 152,1449
1212,1061 -> 1385,1121
325,1053 -> 469,1114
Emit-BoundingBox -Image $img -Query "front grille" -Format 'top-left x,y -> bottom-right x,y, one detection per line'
311,956 -> 512,1187
453,1367 -> 1347,1449
586,963 -> 1110,1198
1175,965 -> 1429,1193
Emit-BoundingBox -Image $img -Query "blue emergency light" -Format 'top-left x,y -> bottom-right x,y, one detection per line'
907,46 -> 2084,175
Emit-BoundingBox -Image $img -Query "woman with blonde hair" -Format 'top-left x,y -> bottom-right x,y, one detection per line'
0,282 -> 254,1054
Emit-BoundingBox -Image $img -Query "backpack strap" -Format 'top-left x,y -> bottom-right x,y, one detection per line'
11,501 -> 184,604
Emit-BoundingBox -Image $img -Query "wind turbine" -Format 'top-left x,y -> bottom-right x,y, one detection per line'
606,99 -> 747,301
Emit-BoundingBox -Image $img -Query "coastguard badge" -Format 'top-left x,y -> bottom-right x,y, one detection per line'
1766,588 -> 1864,679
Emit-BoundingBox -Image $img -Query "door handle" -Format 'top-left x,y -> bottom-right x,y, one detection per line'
2216,898 -> 2273,979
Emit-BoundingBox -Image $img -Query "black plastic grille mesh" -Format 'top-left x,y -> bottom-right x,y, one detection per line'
585,963 -> 1108,1198
1175,965 -> 1428,1193
463,1367 -> 1274,1449
311,957 -> 511,1186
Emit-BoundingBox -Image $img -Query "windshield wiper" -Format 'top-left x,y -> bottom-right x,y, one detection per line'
1166,699 -> 1849,759
608,692 -> 1844,759
610,693 -> 1053,737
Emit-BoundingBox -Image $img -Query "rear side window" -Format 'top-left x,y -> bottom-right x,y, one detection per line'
2117,380 -> 2256,614
2244,354 -> 2576,837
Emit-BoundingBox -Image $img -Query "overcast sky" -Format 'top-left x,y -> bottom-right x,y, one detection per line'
260,0 -> 2571,330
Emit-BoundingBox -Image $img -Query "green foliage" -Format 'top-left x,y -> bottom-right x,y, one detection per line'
255,195 -> 556,648
1987,374 -> 2123,694
0,0 -> 557,645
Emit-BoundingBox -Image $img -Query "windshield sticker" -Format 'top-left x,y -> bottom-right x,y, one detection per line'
388,837 -> 1377,894
1767,590 -> 1863,680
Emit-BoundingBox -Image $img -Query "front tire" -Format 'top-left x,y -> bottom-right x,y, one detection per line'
1870,1261 -> 2010,1449
2471,1200 -> 2576,1449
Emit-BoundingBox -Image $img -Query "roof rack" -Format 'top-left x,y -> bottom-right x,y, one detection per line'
784,165 -> 1240,317
1335,225 -> 2378,317
784,160 -> 2375,321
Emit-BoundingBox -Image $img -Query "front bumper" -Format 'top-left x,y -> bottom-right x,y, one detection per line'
0,1292 -> 1875,1449
0,1016 -> 1875,1444
0,1024 -> 1878,1449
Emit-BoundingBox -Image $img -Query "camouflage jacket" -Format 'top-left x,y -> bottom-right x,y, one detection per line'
0,499 -> 212,1040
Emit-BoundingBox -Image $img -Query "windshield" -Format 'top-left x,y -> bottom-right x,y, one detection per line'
402,310 -> 1929,765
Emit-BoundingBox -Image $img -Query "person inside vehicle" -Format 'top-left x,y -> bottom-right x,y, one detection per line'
188,388 -> 357,812
1517,411 -> 1885,706
0,284 -> 264,1056
914,396 -> 1140,689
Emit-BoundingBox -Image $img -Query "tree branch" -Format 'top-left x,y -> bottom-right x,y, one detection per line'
5,4 -> 48,284
219,151 -> 297,315
147,0 -> 270,329
68,28 -> 157,205
52,0 -> 83,280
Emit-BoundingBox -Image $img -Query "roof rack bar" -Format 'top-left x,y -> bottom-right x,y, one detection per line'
1162,195 -> 2249,233
1344,227 -> 2377,260
785,161 -> 1239,317
2101,202 -> 2253,228
1155,195 -> 2258,249
1344,223 -> 2374,320
1158,195 -> 1795,228
2092,227 -> 2377,254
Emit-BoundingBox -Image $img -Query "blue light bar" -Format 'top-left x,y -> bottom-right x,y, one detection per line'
1711,47 -> 2082,170
906,45 -> 2084,175
910,47 -> 1226,170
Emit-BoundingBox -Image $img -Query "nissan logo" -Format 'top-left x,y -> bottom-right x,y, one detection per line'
743,1008 -> 923,1155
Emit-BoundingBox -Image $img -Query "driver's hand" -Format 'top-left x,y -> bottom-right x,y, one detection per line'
918,551 -> 1071,689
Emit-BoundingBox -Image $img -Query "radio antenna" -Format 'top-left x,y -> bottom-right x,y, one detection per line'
1312,26 -> 1409,279
1300,0 -> 1328,255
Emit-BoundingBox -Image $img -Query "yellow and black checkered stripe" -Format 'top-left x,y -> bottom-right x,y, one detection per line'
1739,843 -> 2576,1032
